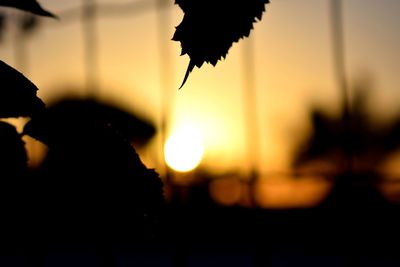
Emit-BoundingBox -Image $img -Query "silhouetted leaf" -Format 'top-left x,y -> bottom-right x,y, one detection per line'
23,97 -> 156,147
0,0 -> 56,18
0,60 -> 45,118
173,0 -> 270,88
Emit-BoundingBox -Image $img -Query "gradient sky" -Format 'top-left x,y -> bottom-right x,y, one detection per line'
0,0 -> 399,176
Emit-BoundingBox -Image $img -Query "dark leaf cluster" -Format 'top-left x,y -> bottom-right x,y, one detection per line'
0,1 -> 167,250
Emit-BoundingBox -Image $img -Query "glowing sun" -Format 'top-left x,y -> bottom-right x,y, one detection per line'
164,125 -> 204,172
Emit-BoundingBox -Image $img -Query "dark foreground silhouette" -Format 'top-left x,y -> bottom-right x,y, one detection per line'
0,100 -> 165,266
1,115 -> 400,266
23,98 -> 166,249
0,121 -> 30,254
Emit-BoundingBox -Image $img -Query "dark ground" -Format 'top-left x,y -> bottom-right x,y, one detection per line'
2,183 -> 399,267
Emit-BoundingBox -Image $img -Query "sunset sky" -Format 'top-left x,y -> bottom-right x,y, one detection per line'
0,0 -> 399,177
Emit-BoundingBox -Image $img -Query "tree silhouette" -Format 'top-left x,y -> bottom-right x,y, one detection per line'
293,83 -> 400,207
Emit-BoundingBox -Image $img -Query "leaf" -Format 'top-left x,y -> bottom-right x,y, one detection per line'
0,0 -> 56,18
173,0 -> 270,88
0,60 -> 45,118
23,97 -> 156,147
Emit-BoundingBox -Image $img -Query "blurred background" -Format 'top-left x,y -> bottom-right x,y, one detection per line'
1,0 -> 400,209
3,1 -> 400,265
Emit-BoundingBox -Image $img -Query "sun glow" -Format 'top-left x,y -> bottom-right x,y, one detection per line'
164,125 -> 204,172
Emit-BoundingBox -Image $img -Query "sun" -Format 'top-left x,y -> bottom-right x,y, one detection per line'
164,125 -> 204,172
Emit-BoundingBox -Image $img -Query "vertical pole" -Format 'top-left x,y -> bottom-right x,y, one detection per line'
242,37 -> 261,207
14,29 -> 27,72
330,0 -> 352,173
82,0 -> 98,93
156,0 -> 173,188
156,2 -> 187,267
331,0 -> 349,116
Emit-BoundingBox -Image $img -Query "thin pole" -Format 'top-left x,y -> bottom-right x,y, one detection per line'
331,0 -> 349,115
156,0 -> 173,186
82,0 -> 98,93
14,33 -> 27,72
56,0 -> 156,25
330,0 -> 352,172
242,37 -> 261,207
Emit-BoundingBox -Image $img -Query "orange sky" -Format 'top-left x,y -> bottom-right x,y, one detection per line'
1,0 -> 400,176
